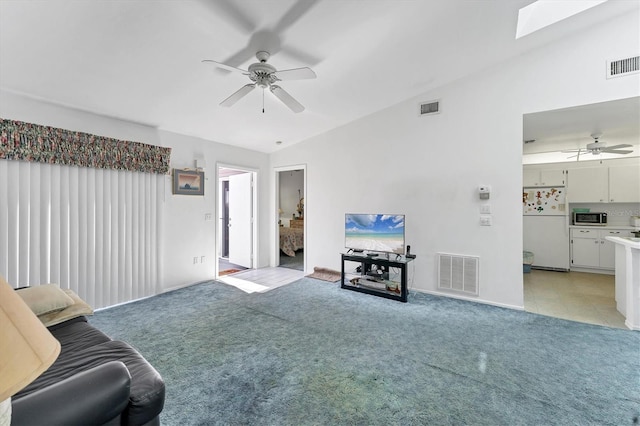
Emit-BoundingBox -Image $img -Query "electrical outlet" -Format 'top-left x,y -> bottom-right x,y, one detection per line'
204,213 -> 212,221
480,215 -> 492,226
480,204 -> 491,214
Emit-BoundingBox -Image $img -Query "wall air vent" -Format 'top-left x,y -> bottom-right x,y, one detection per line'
419,100 -> 440,116
607,56 -> 639,79
438,253 -> 479,296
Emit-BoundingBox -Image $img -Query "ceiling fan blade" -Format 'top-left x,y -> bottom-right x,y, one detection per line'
202,59 -> 248,75
218,45 -> 259,69
220,84 -> 256,107
270,85 -> 304,113
280,45 -> 322,66
273,0 -> 319,34
273,67 -> 316,81
561,149 -> 581,153
602,149 -> 633,154
603,144 -> 632,150
203,0 -> 256,34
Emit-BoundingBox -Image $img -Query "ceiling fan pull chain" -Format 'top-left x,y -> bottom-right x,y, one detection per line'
262,88 -> 265,113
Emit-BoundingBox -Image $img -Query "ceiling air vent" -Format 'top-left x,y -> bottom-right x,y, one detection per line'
419,100 -> 440,116
607,56 -> 639,79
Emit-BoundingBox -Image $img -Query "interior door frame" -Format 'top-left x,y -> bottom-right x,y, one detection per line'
216,163 -> 259,277
273,164 -> 306,271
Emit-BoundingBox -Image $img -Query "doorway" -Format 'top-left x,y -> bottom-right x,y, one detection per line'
520,100 -> 639,327
217,165 -> 257,277
275,165 -> 306,272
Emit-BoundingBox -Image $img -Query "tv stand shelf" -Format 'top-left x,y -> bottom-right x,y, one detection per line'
341,253 -> 414,302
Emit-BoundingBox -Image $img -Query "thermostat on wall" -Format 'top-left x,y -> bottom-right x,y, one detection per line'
479,185 -> 491,200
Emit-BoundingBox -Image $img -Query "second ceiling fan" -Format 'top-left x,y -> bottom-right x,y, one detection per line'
563,133 -> 633,160
203,51 -> 316,113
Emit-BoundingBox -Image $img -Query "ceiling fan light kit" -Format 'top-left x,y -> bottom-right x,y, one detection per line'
203,51 -> 316,113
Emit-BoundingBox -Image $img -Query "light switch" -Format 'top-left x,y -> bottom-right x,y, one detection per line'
480,204 -> 491,214
480,215 -> 492,226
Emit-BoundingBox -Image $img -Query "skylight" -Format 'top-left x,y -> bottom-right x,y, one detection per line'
516,0 -> 608,39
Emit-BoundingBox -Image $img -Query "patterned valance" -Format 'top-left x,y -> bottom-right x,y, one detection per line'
0,118 -> 171,174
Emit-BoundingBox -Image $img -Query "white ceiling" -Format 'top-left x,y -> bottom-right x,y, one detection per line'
1,0 -> 638,153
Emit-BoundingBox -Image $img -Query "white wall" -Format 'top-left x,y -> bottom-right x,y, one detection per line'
270,11 -> 639,309
160,131 -> 270,291
0,90 -> 270,295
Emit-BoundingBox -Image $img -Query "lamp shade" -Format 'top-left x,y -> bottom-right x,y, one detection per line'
0,276 -> 61,401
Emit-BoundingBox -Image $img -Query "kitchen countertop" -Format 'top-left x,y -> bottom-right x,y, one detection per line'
569,225 -> 640,231
605,236 -> 640,250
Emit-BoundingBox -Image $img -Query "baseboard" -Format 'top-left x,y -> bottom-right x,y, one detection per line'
94,294 -> 155,312
568,267 -> 614,275
413,288 -> 525,311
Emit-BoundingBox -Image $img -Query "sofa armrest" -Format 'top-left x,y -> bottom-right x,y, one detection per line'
11,361 -> 131,426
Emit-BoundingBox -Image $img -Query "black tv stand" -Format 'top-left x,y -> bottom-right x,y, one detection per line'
341,253 -> 414,302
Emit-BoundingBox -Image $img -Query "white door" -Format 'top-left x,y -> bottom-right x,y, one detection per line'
228,172 -> 253,268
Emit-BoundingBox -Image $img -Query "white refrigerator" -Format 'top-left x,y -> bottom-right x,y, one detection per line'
523,186 -> 570,271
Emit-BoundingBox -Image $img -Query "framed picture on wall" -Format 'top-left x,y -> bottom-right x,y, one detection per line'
172,169 -> 204,195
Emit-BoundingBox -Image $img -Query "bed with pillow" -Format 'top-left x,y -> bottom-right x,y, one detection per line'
6,279 -> 165,426
279,226 -> 304,257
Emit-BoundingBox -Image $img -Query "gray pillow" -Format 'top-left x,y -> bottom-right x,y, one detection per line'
16,284 -> 75,316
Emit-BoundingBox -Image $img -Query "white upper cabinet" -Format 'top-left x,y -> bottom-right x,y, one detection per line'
608,165 -> 640,203
523,168 -> 566,187
526,161 -> 639,202
567,167 -> 608,202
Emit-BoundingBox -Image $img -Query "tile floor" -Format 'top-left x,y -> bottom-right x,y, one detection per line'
218,257 -> 247,274
218,267 -> 305,293
524,269 -> 627,329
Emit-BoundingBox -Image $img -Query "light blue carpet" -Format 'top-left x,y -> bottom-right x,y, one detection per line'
90,279 -> 640,425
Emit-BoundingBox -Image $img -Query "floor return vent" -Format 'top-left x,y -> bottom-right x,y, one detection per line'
438,253 -> 479,296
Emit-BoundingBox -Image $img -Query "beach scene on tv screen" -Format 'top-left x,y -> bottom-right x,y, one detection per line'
345,214 -> 405,254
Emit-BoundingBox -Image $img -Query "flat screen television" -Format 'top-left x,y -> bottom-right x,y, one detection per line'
345,214 -> 405,255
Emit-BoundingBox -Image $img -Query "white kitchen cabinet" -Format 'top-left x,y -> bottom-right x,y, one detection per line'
568,164 -> 640,203
523,168 -> 566,187
609,165 -> 640,202
567,167 -> 608,202
570,228 -> 634,270
571,229 -> 600,268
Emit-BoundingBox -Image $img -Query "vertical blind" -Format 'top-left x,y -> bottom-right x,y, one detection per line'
0,159 -> 164,309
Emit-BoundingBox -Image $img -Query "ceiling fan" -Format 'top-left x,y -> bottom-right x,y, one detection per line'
563,133 -> 633,160
202,51 -> 316,113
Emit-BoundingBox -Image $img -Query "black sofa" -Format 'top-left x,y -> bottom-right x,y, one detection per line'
11,316 -> 165,426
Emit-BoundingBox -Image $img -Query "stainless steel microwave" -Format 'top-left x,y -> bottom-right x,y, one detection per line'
573,212 -> 607,226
